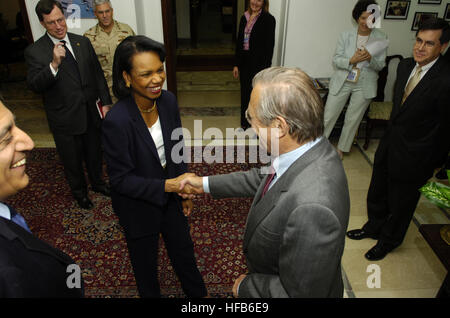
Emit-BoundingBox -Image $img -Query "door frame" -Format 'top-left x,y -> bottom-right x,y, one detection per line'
161,0 -> 177,96
18,0 -> 33,43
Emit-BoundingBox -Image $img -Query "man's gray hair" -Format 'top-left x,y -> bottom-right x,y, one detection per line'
252,67 -> 324,144
93,0 -> 112,8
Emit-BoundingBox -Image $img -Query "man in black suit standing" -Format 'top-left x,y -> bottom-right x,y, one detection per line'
0,100 -> 83,297
347,18 -> 450,260
24,0 -> 111,209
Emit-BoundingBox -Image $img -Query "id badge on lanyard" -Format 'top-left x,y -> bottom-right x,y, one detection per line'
346,68 -> 360,83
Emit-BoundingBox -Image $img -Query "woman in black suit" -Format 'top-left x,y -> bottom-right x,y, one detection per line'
233,0 -> 275,129
102,36 -> 206,298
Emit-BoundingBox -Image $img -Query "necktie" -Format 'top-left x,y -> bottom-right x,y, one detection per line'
59,40 -> 81,83
59,40 -> 77,63
10,209 -> 31,233
402,66 -> 422,105
261,167 -> 275,198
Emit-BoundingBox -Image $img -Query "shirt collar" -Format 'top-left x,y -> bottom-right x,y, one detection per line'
272,137 -> 323,179
47,32 -> 70,46
0,202 -> 11,220
415,56 -> 439,72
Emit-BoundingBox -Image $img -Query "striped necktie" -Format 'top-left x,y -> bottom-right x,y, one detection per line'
402,66 -> 422,105
261,167 -> 275,198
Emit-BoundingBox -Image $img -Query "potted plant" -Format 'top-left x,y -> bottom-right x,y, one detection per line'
419,170 -> 450,245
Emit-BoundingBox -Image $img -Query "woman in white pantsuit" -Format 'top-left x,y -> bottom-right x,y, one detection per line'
324,0 -> 387,159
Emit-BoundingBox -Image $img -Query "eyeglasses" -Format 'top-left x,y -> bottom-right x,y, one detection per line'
415,37 -> 437,49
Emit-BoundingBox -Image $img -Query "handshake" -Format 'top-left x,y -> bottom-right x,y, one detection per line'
165,172 -> 205,199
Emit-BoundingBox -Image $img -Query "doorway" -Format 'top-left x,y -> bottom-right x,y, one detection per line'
175,0 -> 238,71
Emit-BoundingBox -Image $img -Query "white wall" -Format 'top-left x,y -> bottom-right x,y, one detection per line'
134,0 -> 164,43
282,0 -> 449,77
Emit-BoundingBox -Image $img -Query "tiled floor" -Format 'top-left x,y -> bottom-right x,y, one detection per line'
2,66 -> 449,298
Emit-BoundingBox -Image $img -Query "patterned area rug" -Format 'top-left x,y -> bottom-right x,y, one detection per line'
5,148 -> 261,298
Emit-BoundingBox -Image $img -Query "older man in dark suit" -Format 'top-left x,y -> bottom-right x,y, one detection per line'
24,0 -> 111,209
0,100 -> 83,297
347,18 -> 450,260
177,67 -> 350,298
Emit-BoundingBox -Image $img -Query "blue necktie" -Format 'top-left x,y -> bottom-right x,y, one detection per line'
10,209 -> 31,233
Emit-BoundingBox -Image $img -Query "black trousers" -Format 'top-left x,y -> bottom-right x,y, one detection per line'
125,206 -> 207,298
52,111 -> 105,198
363,155 -> 428,248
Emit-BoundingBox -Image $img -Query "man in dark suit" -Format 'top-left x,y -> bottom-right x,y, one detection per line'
347,18 -> 450,260
0,100 -> 83,297
177,67 -> 350,297
24,0 -> 111,209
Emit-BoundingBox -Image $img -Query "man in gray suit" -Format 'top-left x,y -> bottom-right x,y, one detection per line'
175,67 -> 350,298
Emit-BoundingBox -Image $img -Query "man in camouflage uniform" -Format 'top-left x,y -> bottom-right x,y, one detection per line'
84,0 -> 135,106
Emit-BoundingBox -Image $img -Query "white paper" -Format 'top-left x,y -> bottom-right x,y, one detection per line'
357,38 -> 389,69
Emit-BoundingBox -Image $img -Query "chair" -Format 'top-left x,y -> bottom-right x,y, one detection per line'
363,55 -> 403,150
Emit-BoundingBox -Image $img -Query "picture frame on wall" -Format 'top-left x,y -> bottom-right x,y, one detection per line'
384,0 -> 411,19
418,0 -> 442,4
445,3 -> 450,21
411,12 -> 438,30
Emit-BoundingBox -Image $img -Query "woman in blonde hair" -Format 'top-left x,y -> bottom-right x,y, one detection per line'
233,0 -> 275,129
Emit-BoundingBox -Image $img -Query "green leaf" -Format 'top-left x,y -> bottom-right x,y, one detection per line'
419,182 -> 450,209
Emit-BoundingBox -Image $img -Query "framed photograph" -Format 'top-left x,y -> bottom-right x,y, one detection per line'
411,12 -> 438,31
445,3 -> 450,21
384,0 -> 411,20
418,0 -> 442,4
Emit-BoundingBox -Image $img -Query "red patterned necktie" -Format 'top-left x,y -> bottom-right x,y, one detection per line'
261,169 -> 275,198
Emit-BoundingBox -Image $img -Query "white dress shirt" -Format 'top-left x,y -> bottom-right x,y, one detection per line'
148,117 -> 166,168
405,57 -> 439,88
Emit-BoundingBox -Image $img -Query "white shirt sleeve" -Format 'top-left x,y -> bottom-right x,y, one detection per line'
49,63 -> 58,76
202,176 -> 210,193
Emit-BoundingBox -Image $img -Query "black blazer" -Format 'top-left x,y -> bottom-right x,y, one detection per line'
0,207 -> 83,297
235,11 -> 276,73
102,92 -> 188,239
375,56 -> 450,182
24,33 -> 111,135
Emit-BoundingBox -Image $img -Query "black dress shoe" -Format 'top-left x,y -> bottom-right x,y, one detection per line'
346,229 -> 379,240
365,243 -> 395,261
75,196 -> 94,210
92,184 -> 111,197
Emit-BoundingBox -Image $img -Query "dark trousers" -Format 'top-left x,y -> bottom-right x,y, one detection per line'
125,206 -> 207,298
239,52 -> 255,129
53,111 -> 105,198
363,156 -> 426,247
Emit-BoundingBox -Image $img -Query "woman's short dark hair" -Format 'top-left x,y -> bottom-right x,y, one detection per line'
35,0 -> 63,22
352,0 -> 378,22
112,36 -> 166,100
417,17 -> 450,45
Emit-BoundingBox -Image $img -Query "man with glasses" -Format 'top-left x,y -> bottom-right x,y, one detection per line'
24,0 -> 112,210
347,18 -> 450,261
175,67 -> 350,298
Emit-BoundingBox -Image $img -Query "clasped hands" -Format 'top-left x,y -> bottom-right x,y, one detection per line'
349,48 -> 372,65
165,173 -> 204,216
